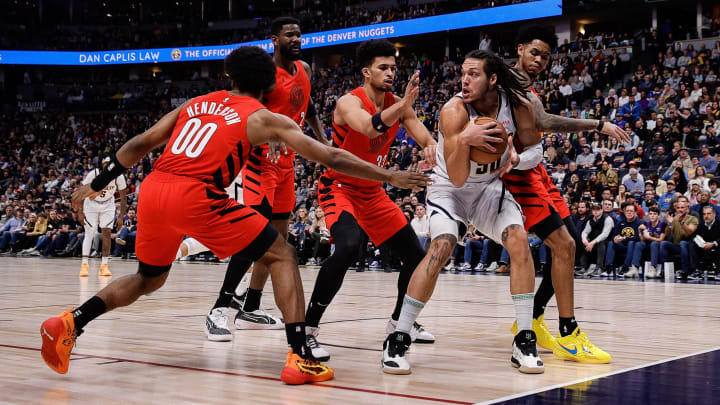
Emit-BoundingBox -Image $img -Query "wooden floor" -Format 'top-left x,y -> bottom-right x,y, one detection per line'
1,257 -> 719,405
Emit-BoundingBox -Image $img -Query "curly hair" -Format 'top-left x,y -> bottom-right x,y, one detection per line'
224,46 -> 276,96
356,39 -> 396,69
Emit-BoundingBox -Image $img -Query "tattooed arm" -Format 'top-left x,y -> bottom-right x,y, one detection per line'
527,92 -> 630,143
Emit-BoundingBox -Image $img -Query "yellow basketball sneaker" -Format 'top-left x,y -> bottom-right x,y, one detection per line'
79,263 -> 89,277
98,264 -> 112,277
553,327 -> 611,364
510,314 -> 557,351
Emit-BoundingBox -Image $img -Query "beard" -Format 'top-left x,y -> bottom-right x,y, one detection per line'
279,45 -> 301,61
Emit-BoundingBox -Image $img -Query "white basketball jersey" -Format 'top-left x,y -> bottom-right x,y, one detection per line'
81,169 -> 127,203
433,89 -> 517,184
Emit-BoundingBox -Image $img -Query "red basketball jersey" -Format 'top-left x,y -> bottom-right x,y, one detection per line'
153,90 -> 264,194
258,60 -> 311,168
325,87 -> 399,189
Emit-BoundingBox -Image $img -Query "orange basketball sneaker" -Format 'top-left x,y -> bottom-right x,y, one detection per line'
40,308 -> 78,374
280,349 -> 334,384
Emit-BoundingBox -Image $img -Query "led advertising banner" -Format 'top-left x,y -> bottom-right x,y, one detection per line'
0,0 -> 561,65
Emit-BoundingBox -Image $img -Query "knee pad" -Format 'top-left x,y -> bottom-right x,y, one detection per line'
138,261 -> 171,278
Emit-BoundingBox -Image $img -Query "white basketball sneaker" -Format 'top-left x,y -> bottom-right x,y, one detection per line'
234,307 -> 284,330
205,308 -> 233,342
382,331 -> 412,375
386,319 -> 435,343
511,330 -> 544,374
305,326 -> 331,361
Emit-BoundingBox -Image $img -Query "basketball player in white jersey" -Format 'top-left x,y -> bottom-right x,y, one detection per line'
79,156 -> 127,277
381,50 -> 546,374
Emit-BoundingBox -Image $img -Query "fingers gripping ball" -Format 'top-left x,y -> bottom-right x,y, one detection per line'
468,117 -> 508,165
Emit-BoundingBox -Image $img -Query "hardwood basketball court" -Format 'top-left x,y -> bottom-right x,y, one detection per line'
1,257 -> 718,404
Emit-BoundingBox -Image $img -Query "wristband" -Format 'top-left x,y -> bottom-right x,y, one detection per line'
90,153 -> 127,192
371,112 -> 391,133
596,120 -> 605,132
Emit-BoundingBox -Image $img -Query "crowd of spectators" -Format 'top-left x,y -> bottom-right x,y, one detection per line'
2,0 -> 537,51
3,15 -> 720,279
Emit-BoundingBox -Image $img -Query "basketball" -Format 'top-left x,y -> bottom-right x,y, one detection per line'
468,117 -> 508,165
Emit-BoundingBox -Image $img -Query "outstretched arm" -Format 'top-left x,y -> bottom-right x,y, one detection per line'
72,103 -> 185,210
334,71 -> 420,139
527,92 -> 630,143
248,109 -> 430,189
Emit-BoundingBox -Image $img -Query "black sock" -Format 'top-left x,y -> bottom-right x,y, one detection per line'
213,254 -> 252,309
285,322 -> 307,358
242,288 -> 263,312
533,258 -> 554,319
72,296 -> 107,330
559,317 -> 578,337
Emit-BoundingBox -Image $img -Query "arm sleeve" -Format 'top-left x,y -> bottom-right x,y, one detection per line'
515,143 -> 544,171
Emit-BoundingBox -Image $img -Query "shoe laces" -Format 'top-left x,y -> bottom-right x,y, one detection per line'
296,356 -> 328,375
388,336 -> 410,357
413,322 -> 426,333
210,309 -> 230,329
306,334 -> 321,350
576,332 -> 597,351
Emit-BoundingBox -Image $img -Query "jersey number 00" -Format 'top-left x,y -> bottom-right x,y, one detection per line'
170,118 -> 218,158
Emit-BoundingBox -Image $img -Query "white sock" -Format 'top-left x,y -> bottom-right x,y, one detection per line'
175,245 -> 184,259
101,256 -> 109,265
396,295 -> 425,334
512,293 -> 534,333
82,256 -> 89,264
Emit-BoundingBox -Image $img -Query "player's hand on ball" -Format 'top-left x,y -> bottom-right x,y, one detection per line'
388,171 -> 432,189
460,120 -> 505,153
498,136 -> 518,178
600,122 -> 631,144
71,184 -> 101,211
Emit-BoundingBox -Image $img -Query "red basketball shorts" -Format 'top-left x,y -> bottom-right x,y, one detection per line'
318,176 -> 406,246
242,149 -> 296,217
135,171 -> 276,266
503,165 -> 570,237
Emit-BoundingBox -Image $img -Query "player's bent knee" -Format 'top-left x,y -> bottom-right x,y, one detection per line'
137,261 -> 171,293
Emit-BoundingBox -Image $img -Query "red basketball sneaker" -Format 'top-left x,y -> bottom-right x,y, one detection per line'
280,349 -> 334,384
40,308 -> 78,374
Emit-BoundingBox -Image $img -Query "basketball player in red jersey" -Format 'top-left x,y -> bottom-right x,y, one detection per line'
39,46 -> 430,384
302,39 -> 440,361
202,17 -> 332,339
503,26 -> 628,363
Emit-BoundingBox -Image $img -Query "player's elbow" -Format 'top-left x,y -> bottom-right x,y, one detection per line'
448,171 -> 467,188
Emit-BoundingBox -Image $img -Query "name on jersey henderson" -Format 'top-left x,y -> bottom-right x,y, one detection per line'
185,101 -> 242,125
